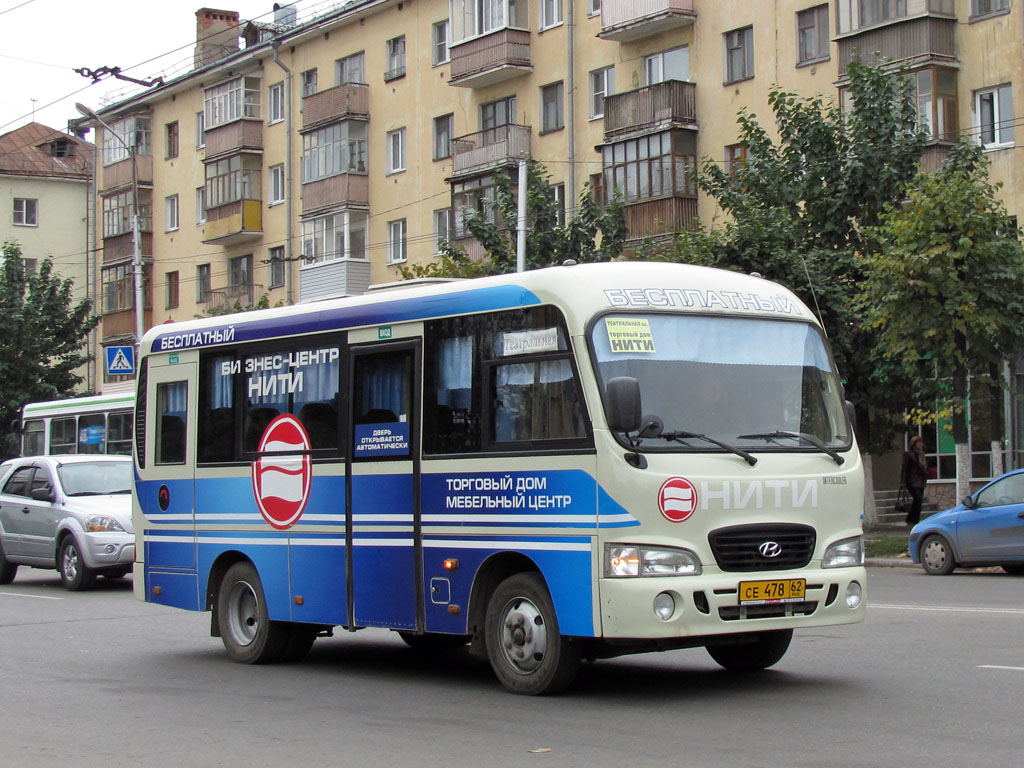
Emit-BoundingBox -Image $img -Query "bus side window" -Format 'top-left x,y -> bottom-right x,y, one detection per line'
107,412 -> 133,455
22,419 -> 44,455
77,413 -> 106,454
156,381 -> 188,465
50,417 -> 77,454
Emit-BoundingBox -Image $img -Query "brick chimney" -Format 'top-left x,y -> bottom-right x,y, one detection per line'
194,8 -> 241,69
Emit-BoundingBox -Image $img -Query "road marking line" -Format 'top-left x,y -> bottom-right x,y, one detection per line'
872,603 -> 1024,616
0,591 -> 63,601
978,665 -> 1024,672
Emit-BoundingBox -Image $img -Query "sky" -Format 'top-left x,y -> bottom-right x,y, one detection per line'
0,0 -> 310,137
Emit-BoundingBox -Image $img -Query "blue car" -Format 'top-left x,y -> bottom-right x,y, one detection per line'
909,468 -> 1024,575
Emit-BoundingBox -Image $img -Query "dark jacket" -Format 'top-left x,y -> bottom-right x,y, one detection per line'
901,449 -> 928,488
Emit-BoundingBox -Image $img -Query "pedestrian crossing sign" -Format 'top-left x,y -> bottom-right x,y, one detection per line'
106,346 -> 135,375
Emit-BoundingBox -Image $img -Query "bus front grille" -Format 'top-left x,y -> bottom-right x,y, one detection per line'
719,601 -> 818,621
708,524 -> 816,572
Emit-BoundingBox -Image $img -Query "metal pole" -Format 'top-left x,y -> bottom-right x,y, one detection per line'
516,159 -> 527,273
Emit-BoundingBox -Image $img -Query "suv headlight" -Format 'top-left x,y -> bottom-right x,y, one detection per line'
605,544 -> 702,577
85,515 -> 125,533
823,536 -> 864,568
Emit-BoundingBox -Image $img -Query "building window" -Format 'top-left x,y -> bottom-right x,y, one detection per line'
644,46 -> 689,85
268,246 -> 285,288
302,211 -> 368,264
913,68 -> 958,141
196,187 -> 207,225
434,113 -> 454,160
165,194 -> 179,232
590,66 -> 615,119
550,183 -> 566,226
196,111 -> 205,148
858,0 -> 907,27
725,143 -> 747,178
301,69 -> 318,97
335,52 -> 366,84
270,164 -> 285,204
13,198 -> 37,226
102,190 -> 151,238
481,96 -> 516,133
797,5 -> 830,65
205,154 -> 262,208
387,219 -> 407,264
268,82 -> 284,124
387,128 -> 406,174
589,0 -> 601,15
102,117 -> 151,165
433,20 -> 450,65
165,271 -> 179,310
228,255 -> 252,292
205,75 -> 261,129
102,264 -> 134,313
725,27 -> 754,84
196,263 -> 211,303
453,176 -> 498,237
165,121 -> 179,158
976,84 -> 1015,149
385,36 -> 406,81
302,121 -> 368,182
971,0 -> 1009,17
600,131 -> 697,204
22,258 -> 38,275
540,0 -> 563,29
434,208 -> 452,254
541,82 -> 564,133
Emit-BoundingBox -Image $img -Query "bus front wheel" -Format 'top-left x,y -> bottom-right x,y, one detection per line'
484,573 -> 580,695
217,562 -> 289,664
706,629 -> 793,672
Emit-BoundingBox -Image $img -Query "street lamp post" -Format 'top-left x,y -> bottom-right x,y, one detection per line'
75,103 -> 145,347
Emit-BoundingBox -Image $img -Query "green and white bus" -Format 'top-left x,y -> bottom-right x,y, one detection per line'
133,261 -> 866,694
20,393 -> 134,456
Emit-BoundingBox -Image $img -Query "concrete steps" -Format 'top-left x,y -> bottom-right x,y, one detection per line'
872,488 -> 940,527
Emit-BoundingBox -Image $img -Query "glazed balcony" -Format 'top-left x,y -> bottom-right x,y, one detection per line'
204,119 -> 263,160
602,81 -> 697,139
301,83 -> 370,131
449,29 -> 531,88
599,0 -> 697,43
202,199 -> 263,245
449,124 -> 531,180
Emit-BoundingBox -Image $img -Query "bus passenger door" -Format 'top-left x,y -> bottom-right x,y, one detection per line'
140,358 -> 198,572
348,342 -> 421,632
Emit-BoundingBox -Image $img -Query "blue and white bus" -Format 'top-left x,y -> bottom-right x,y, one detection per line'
133,262 -> 866,694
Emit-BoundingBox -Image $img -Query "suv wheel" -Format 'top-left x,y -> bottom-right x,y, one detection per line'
59,538 -> 97,591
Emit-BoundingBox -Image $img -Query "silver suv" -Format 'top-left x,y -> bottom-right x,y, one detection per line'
0,455 -> 134,590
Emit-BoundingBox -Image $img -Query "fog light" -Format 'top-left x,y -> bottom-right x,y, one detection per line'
653,592 -> 676,621
845,581 -> 863,609
104,545 -> 116,554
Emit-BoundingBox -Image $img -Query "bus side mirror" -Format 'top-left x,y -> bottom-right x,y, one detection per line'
606,377 -> 642,433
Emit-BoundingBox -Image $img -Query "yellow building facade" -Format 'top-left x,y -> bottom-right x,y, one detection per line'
81,0 -> 1021,399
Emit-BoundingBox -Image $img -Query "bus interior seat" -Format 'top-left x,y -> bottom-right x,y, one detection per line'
298,402 -> 337,449
358,408 -> 398,425
244,407 -> 280,448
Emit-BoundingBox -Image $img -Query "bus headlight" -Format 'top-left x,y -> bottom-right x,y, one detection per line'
605,545 -> 702,577
823,536 -> 864,568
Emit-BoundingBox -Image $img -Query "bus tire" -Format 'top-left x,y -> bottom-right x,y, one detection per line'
706,629 -> 793,672
0,541 -> 17,585
217,562 -> 288,664
484,573 -> 580,695
59,537 -> 97,591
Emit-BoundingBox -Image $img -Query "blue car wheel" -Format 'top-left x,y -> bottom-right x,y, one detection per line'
920,534 -> 956,575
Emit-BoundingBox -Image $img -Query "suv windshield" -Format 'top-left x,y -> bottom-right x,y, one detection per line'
57,461 -> 132,496
592,314 -> 850,451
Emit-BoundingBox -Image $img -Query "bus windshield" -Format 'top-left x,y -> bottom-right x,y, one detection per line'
591,314 -> 850,450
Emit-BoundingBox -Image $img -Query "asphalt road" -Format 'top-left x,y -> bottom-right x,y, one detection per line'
1,566 -> 1021,768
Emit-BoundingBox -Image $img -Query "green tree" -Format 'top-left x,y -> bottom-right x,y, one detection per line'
0,242 -> 100,459
642,60 -> 927,453
401,160 -> 627,279
861,141 -> 1024,501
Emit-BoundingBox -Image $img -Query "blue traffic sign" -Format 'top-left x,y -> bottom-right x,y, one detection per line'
105,346 -> 135,375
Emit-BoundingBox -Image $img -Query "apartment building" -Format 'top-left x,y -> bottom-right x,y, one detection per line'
80,1 -> 1022,473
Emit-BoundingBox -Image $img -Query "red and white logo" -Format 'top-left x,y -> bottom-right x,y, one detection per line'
251,414 -> 312,530
658,477 -> 698,523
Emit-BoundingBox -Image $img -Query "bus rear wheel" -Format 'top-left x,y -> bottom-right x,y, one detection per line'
484,573 -> 580,695
217,562 -> 289,664
706,629 -> 793,672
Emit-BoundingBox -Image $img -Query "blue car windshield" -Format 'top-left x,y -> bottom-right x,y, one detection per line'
591,314 -> 851,449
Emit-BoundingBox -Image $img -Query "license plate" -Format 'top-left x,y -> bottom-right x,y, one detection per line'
738,578 -> 806,605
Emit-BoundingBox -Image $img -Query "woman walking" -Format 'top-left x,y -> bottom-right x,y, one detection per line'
900,435 -> 928,526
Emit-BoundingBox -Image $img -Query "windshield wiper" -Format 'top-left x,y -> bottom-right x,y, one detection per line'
658,430 -> 757,466
737,430 -> 845,465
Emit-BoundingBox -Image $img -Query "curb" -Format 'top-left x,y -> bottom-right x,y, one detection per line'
866,557 -> 915,568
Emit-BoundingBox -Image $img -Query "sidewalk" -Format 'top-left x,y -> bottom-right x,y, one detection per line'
864,527 -> 915,568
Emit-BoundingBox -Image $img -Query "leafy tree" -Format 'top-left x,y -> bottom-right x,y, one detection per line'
860,141 -> 1024,501
640,60 -> 927,454
400,160 -> 627,279
0,242 -> 100,459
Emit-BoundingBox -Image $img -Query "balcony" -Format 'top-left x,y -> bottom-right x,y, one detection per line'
449,29 -> 531,88
101,307 -> 153,342
598,0 -> 696,43
99,154 -> 153,192
100,231 -> 152,261
837,15 -> 956,76
202,199 -> 263,245
201,283 -> 264,312
299,259 -> 370,303
449,124 -> 531,181
603,80 -> 697,139
301,83 -> 369,131
301,174 -> 369,215
204,119 -> 263,160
